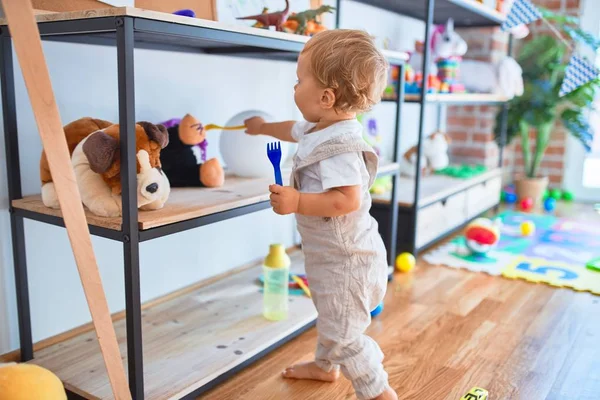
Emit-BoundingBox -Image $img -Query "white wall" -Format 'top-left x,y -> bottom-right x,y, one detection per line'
0,0 -> 438,354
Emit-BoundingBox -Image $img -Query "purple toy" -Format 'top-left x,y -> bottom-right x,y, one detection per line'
173,9 -> 196,18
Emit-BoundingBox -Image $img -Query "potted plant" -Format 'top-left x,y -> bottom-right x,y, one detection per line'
494,8 -> 600,204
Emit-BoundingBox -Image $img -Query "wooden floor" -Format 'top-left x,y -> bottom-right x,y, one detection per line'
200,205 -> 600,400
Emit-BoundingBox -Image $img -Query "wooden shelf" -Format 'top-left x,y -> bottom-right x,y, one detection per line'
405,93 -> 509,105
351,0 -> 505,27
27,249 -> 316,400
372,167 -> 502,207
13,161 -> 399,232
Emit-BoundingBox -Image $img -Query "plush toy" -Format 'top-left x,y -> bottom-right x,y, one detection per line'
399,146 -> 428,177
159,114 -> 224,188
423,131 -> 451,171
40,117 -> 170,217
408,18 -> 468,77
400,131 -> 451,177
0,362 -> 66,400
460,56 -> 524,99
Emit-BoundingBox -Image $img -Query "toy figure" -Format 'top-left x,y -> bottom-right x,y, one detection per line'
283,5 -> 335,36
237,0 -> 290,32
159,114 -> 224,188
432,18 -> 468,93
407,18 -> 467,92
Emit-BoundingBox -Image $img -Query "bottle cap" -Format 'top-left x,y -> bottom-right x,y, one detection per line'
264,244 -> 290,269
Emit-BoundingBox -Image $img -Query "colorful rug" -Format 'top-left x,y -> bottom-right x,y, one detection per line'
423,210 -> 600,295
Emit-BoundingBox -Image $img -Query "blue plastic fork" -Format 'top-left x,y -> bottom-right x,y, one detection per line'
267,141 -> 283,185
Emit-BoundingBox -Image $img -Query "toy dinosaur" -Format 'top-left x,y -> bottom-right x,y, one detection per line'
284,5 -> 335,35
237,0 -> 290,32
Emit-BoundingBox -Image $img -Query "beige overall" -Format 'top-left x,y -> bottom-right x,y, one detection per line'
291,134 -> 390,399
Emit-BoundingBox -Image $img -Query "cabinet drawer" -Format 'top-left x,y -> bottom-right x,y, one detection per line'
416,191 -> 468,248
466,176 -> 502,218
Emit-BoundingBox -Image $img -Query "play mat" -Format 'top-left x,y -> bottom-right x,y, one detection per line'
423,210 -> 600,295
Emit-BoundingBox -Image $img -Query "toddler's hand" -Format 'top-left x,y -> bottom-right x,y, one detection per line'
269,185 -> 299,215
244,116 -> 266,135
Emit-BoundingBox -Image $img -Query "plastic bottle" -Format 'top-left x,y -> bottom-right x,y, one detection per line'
262,244 -> 290,321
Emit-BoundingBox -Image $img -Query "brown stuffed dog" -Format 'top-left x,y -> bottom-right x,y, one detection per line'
40,117 -> 170,217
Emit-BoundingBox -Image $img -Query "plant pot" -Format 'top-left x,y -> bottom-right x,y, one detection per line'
515,176 -> 549,205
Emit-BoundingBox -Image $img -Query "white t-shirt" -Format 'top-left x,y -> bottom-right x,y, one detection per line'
291,119 -> 371,194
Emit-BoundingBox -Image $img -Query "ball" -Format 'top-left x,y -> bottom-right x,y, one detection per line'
543,197 -> 556,212
562,190 -> 574,202
505,192 -> 517,204
395,252 -> 416,272
542,189 -> 550,200
0,364 -> 66,400
370,302 -> 384,317
550,188 -> 562,200
219,110 -> 291,178
521,220 -> 536,236
520,197 -> 533,211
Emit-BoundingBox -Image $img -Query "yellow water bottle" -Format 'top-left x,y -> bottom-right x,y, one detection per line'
263,244 -> 290,321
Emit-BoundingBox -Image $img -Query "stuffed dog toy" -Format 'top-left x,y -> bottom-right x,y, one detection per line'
400,131 -> 451,177
423,131 -> 451,171
40,117 -> 170,217
159,113 -> 224,188
399,145 -> 428,178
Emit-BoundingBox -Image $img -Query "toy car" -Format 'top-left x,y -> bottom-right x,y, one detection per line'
460,387 -> 488,400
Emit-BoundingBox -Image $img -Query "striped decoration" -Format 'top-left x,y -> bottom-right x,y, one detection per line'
501,0 -> 542,31
559,55 -> 600,97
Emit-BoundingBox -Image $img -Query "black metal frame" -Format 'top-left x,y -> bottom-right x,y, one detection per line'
1,12 -> 405,400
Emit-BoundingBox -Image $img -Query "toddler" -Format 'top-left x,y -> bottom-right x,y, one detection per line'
245,29 -> 396,400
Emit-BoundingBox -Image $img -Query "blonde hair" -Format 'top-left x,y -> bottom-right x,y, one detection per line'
301,29 -> 389,113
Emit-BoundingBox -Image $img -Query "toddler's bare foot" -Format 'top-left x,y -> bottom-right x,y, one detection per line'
281,361 -> 339,382
372,387 -> 398,400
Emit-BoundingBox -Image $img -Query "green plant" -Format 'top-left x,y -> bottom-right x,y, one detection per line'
494,7 -> 600,179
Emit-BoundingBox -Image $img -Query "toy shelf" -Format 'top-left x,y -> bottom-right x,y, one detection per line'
26,249 -> 316,400
11,160 -> 399,241
0,7 -> 408,65
371,167 -> 502,208
347,0 -> 505,27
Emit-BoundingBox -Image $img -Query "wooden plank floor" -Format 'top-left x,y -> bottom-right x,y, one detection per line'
199,205 -> 600,400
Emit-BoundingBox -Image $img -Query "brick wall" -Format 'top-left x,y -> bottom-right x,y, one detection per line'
446,0 -> 581,184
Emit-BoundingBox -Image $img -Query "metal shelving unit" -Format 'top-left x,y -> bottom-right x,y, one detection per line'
336,0 -> 512,256
0,7 -> 406,400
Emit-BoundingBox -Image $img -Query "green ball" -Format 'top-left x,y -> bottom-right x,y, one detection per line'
550,188 -> 562,200
542,189 -> 550,200
500,191 -> 507,202
562,190 -> 574,201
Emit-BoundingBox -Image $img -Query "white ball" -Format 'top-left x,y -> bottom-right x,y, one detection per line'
219,110 -> 291,178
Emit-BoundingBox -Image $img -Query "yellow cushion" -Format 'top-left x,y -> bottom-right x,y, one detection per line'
0,363 -> 66,400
